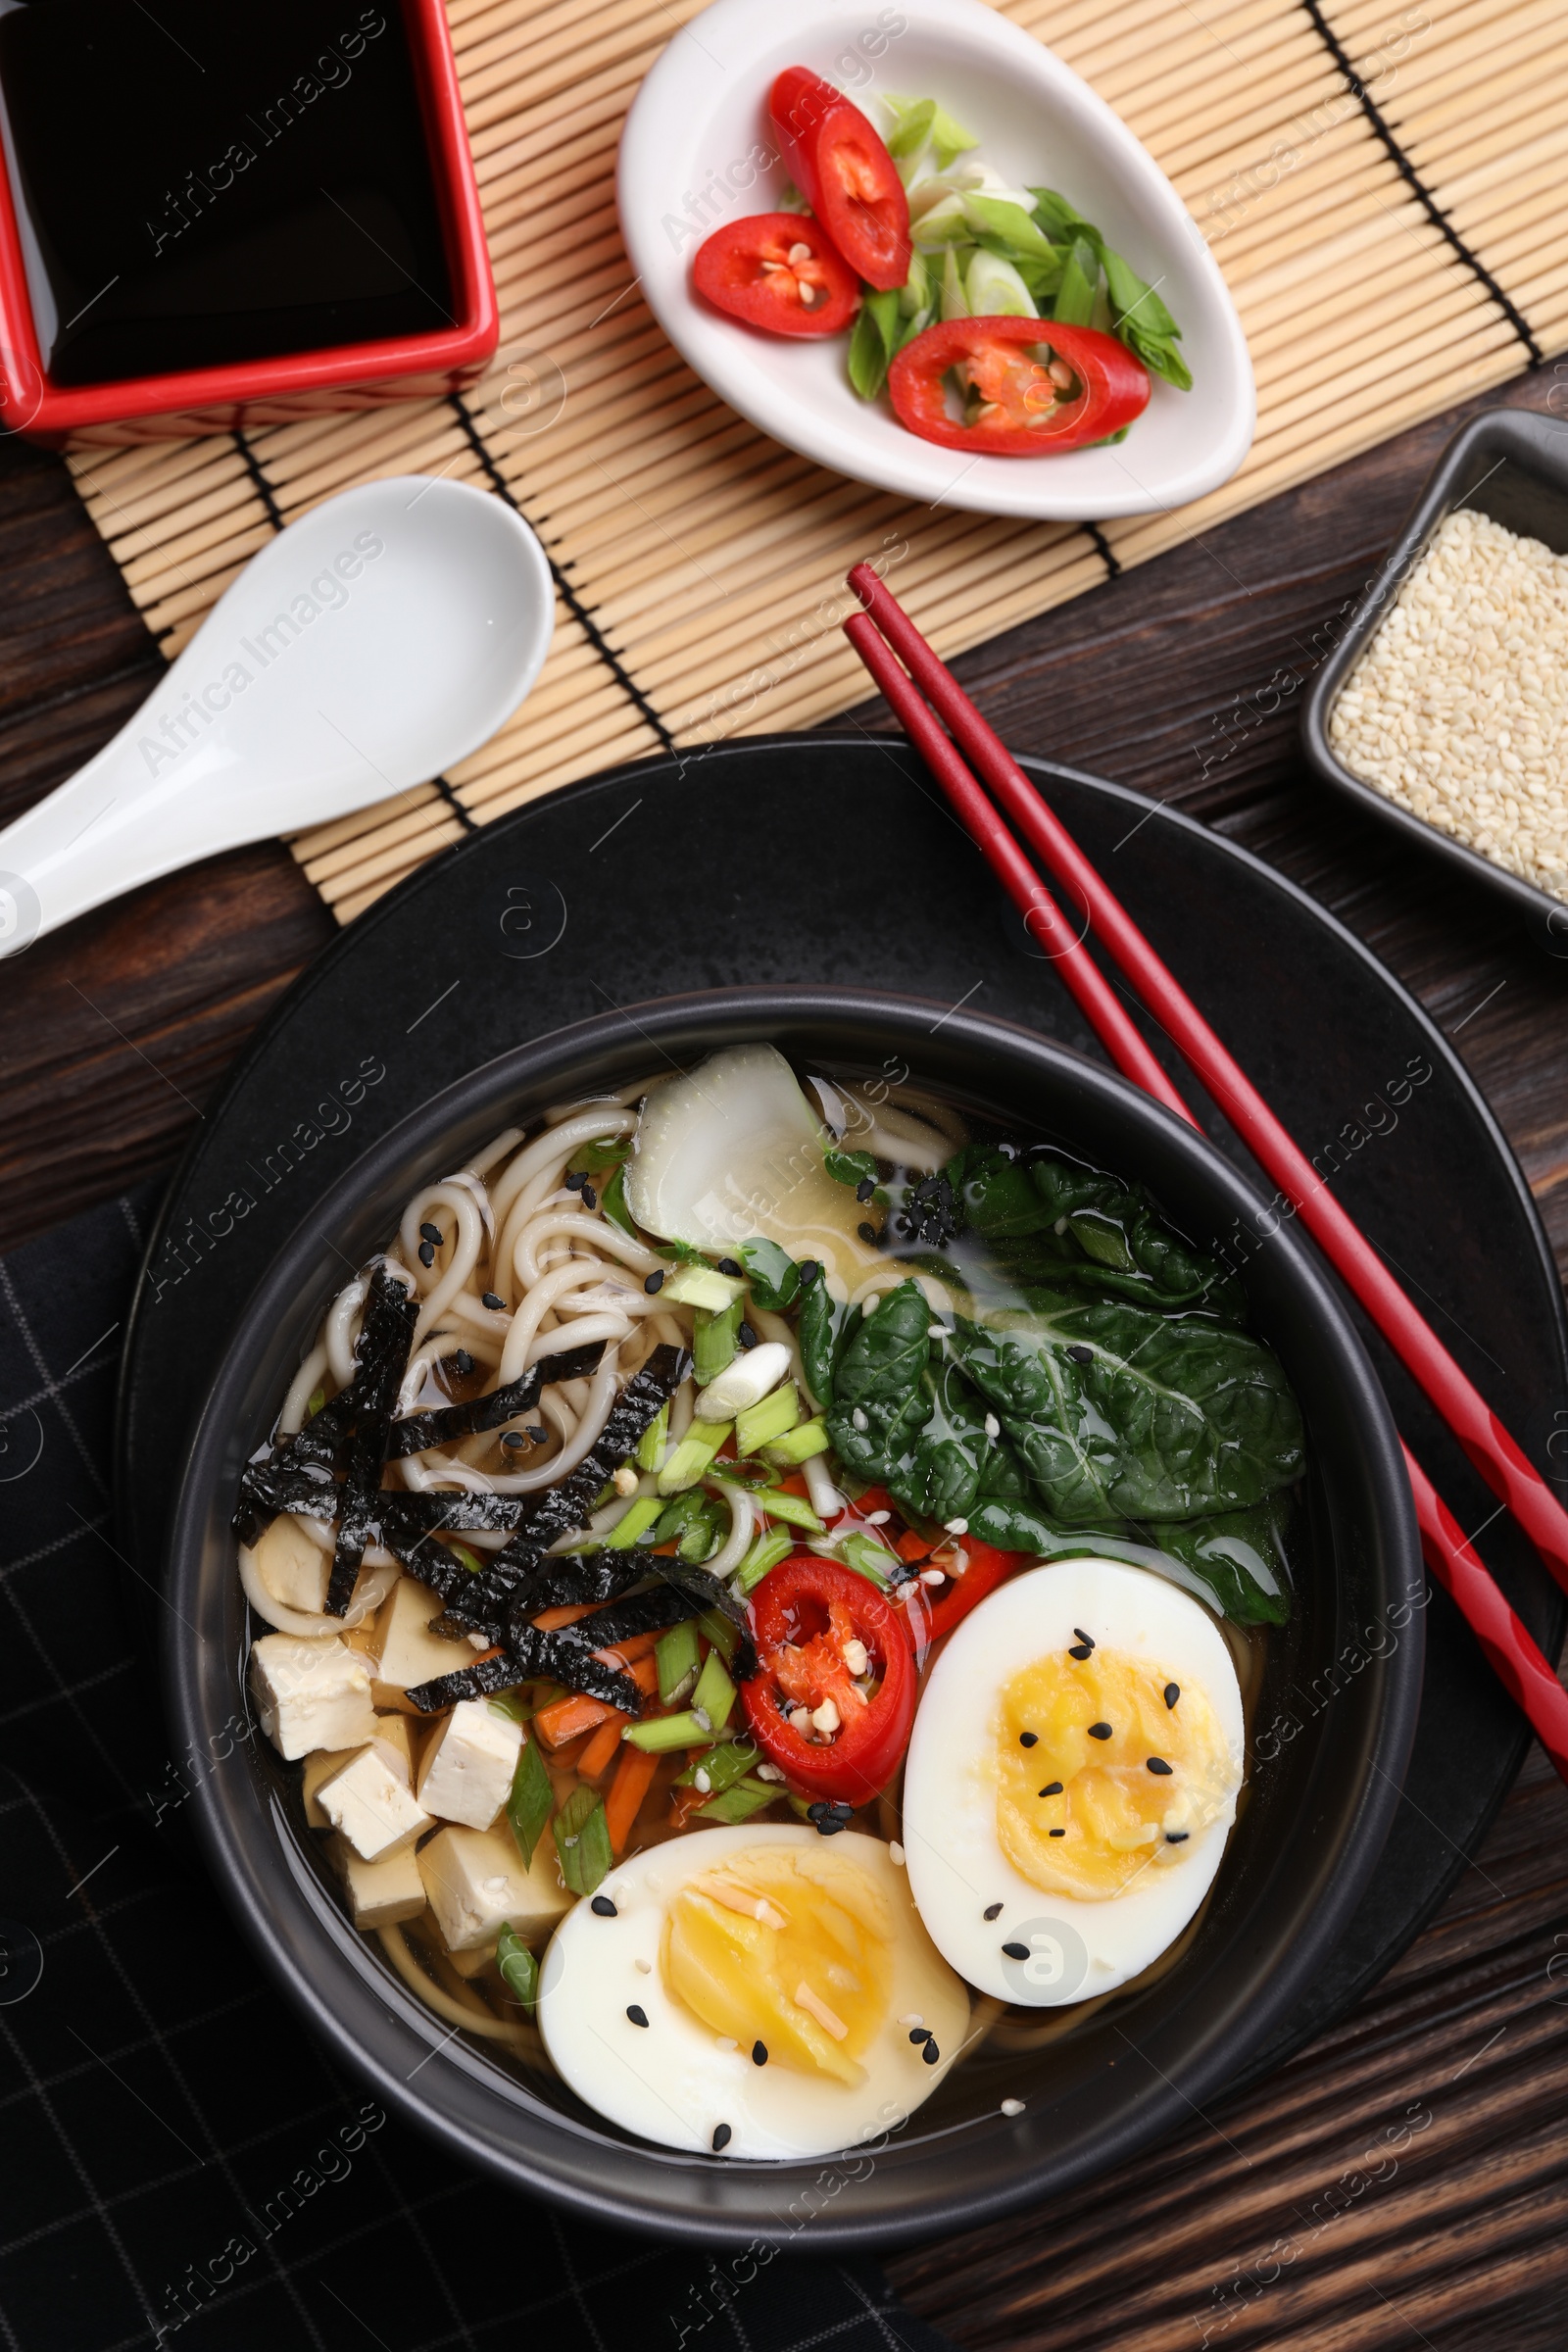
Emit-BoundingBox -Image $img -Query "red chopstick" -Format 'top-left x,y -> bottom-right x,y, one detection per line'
849,564 -> 1568,1601
843,590 -> 1568,1785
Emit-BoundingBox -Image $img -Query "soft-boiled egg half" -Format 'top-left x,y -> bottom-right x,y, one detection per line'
902,1560 -> 1245,2006
537,1823 -> 969,2158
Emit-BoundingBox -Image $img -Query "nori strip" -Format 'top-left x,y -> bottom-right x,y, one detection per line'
438,1345 -> 692,1636
375,1506 -> 488,1614
290,1263 -> 416,1469
407,1621 -> 642,1714
493,1549 -> 649,1618
384,1340 -> 605,1458
325,1269 -> 418,1615
655,1560 -> 760,1682
508,1577 -> 697,1657
236,1456 -> 340,1524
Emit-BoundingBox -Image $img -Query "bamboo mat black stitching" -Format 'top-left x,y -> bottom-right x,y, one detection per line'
1084,523 -> 1121,579
231,430 -> 286,535
447,392 -> 680,760
1299,0 -> 1544,365
428,774 -> 479,832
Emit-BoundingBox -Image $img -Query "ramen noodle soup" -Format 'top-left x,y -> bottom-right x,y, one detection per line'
240,1047 -> 1300,2158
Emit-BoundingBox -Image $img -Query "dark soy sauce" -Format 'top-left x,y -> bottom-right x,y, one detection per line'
0,1 -> 454,384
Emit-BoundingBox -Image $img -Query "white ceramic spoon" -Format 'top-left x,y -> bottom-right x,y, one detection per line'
0,474 -> 555,956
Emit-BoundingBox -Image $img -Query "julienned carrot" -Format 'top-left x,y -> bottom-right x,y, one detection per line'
534,1652 -> 660,1747
576,1711 -> 629,1779
605,1742 -> 660,1853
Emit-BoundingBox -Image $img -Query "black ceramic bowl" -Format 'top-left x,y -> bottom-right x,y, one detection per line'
164,988 -> 1423,2249
1301,407 -> 1568,956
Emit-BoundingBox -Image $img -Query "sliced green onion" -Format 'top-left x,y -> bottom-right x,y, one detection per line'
675,1739 -> 760,1793
660,1262 -> 747,1312
622,1710 -> 716,1754
656,1618 -> 702,1704
699,1778 -> 779,1824
698,1607 -> 740,1663
605,1494 -> 662,1550
732,1528 -> 793,1596
658,1419 -> 733,1495
691,1647 -> 737,1735
305,1385 -> 327,1420
601,1161 -> 637,1239
694,1297 -> 744,1386
763,1416 -> 829,1468
751,1486 -> 824,1535
838,1531 -> 899,1588
506,1734 -> 554,1867
676,1496 -> 727,1565
553,1786 -> 612,1895
496,1925 -> 539,2009
735,1381 -> 801,1456
635,1402 -> 668,1473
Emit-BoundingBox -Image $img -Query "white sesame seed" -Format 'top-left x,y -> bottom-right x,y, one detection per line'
635,1956 -> 653,1974
919,1567 -> 946,1586
984,1414 -> 1000,1440
889,1841 -> 906,1865
944,1517 -> 969,1536
694,1768 -> 711,1793
900,2013 -> 924,2027
928,1323 -> 946,1339
1001,2097 -> 1025,2117
1329,507 -> 1568,904
865,1508 -> 892,1524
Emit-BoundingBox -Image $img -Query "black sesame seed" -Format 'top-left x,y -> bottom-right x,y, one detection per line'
590,1895 -> 617,1918
908,2027 -> 933,2044
716,1257 -> 743,1278
858,1222 -> 877,1245
1073,1629 -> 1095,1648
1050,1828 -> 1066,1838
983,1901 -> 1004,1921
564,1170 -> 586,1192
711,2123 -> 732,2152
921,2040 -> 940,2066
1066,1344 -> 1094,1365
417,1240 -> 435,1268
799,1259 -> 820,1286
1067,1643 -> 1094,1662
738,1324 -> 757,1349
1164,1683 -> 1180,1709
1088,1722 -> 1112,1740
581,1184 -> 597,1211
626,2004 -> 649,2028
643,1268 -> 664,1294
1165,1832 -> 1190,1845
482,1291 -> 505,1310
807,1799 -> 853,1836
752,2041 -> 768,2067
419,1221 -> 442,1245
1147,1757 -> 1173,1776
526,1423 -> 548,1442
856,1178 -> 876,1203
1018,1731 -> 1038,1748
1002,1941 -> 1030,1960
1039,1781 -> 1063,1796
453,1349 -> 473,1377
501,1431 -> 525,1450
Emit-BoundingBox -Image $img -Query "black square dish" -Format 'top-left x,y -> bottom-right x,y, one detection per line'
1300,406 -> 1568,953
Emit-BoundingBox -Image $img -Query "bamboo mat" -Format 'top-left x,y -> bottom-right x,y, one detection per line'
68,0 -> 1568,923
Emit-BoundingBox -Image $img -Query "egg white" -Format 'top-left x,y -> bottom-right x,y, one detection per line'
537,1824 -> 970,2159
902,1560 -> 1245,2006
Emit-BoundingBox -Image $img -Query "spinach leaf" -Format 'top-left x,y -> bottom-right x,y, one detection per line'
1149,1500 -> 1293,1625
955,1145 -> 1247,1319
799,1280 -> 861,1411
889,1358 -> 991,1524
735,1236 -> 801,1311
825,1280 -> 933,1483
825,1147 -> 879,1189
952,1291 -> 1303,1524
946,1142 -> 1046,1236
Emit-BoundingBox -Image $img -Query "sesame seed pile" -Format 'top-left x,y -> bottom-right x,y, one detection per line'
1329,507 -> 1568,904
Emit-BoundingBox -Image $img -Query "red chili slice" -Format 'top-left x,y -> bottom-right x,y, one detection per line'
888,318 -> 1151,456
768,67 -> 910,292
741,1554 -> 915,1804
692,211 -> 860,338
913,1536 -> 1017,1643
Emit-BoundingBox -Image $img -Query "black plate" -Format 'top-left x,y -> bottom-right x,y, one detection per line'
119,733 -> 1568,2090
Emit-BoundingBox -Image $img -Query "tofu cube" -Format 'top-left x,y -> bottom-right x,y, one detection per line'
250,1634 -> 376,1761
417,1824 -> 570,1952
327,1836 -> 427,1930
302,1717 -> 416,1829
368,1577 -> 466,1691
316,1744 -> 432,1861
251,1515 -> 330,1613
416,1699 -> 522,1831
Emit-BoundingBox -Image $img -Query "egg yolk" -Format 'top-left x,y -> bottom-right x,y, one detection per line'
662,1846 -> 894,2084
996,1647 -> 1237,1901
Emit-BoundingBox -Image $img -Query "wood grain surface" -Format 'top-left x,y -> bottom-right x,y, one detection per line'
2,369 -> 1566,2347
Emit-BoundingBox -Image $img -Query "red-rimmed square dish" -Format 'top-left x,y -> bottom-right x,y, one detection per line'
0,0 -> 497,446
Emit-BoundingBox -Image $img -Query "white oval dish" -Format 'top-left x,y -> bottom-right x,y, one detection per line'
617,0 -> 1254,521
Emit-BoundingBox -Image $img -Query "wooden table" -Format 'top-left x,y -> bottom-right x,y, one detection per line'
4,374 -> 1566,2348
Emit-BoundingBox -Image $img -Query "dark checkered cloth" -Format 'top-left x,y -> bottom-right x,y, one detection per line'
0,1188 -> 957,2352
